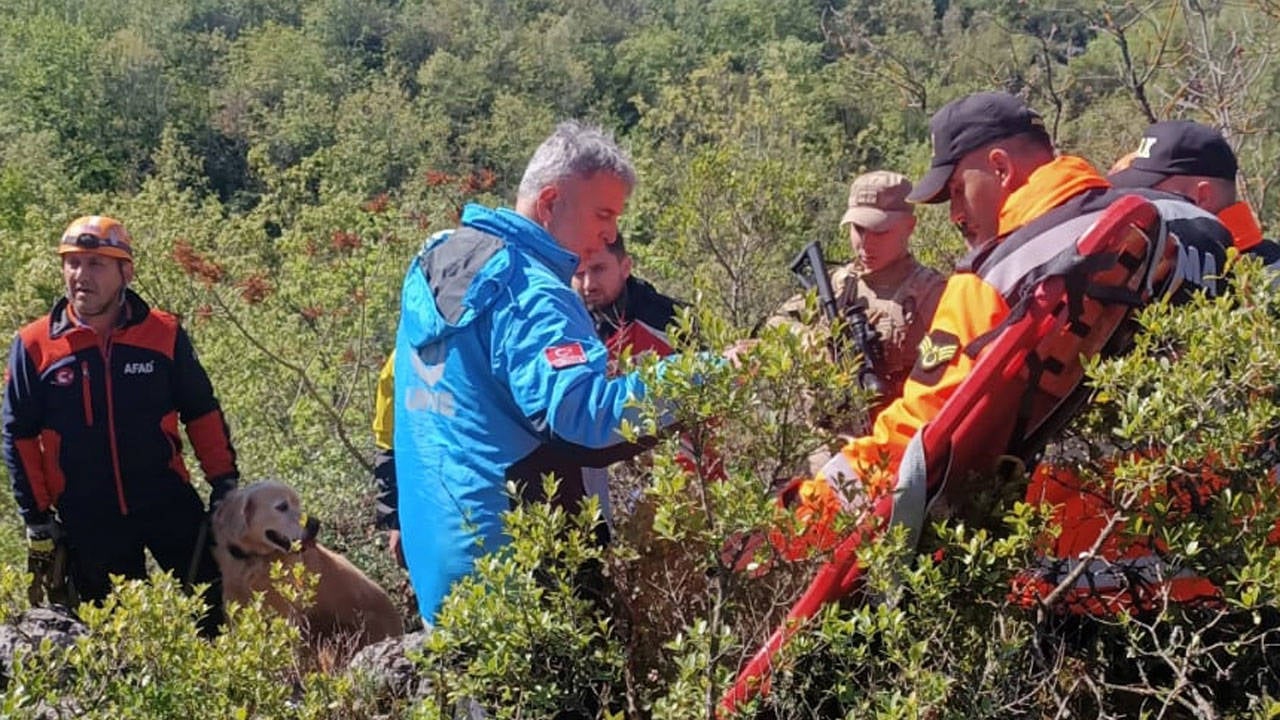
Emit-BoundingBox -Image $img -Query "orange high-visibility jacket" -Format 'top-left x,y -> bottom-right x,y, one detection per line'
805,157 -> 1232,615
1014,458 -> 1224,615
819,157 -> 1226,496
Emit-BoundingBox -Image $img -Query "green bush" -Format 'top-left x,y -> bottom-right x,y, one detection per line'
4,573 -> 301,718
413,262 -> 1280,718
5,1 -> 1280,717
420,483 -> 626,719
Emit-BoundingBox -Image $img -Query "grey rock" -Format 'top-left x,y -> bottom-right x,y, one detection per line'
0,606 -> 87,691
0,606 -> 88,718
348,629 -> 432,700
347,630 -> 492,718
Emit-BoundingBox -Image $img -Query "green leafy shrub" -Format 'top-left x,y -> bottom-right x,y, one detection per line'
6,2 -> 1280,717
4,574 -> 300,718
419,481 -> 627,719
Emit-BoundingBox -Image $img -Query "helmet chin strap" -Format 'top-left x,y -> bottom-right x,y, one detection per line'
114,286 -> 131,324
116,261 -> 132,313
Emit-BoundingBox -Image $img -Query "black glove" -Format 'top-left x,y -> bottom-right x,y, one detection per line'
208,475 -> 239,514
26,518 -> 63,561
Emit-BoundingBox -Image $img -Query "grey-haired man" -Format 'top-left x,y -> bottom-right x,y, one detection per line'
394,120 -> 664,620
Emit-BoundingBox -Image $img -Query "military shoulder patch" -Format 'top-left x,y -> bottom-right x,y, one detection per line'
911,330 -> 960,386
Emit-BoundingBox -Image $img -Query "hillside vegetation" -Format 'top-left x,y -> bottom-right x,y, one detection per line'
3,1 -> 1280,717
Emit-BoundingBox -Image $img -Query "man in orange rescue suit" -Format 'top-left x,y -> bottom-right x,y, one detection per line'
3,216 -> 239,630
1109,119 -> 1280,270
797,92 -> 1227,611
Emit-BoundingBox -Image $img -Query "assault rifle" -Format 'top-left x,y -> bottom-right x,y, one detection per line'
789,240 -> 889,399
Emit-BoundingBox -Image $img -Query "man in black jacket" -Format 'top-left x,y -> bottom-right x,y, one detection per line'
573,233 -> 682,363
3,215 -> 239,632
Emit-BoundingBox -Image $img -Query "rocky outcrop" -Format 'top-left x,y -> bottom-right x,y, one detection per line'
0,606 -> 87,692
348,629 -> 431,700
348,629 -> 488,718
0,606 -> 88,718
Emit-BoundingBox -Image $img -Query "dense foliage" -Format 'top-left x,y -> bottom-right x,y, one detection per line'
3,0 -> 1280,717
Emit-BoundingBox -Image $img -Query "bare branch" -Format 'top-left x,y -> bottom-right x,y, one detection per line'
207,285 -> 374,473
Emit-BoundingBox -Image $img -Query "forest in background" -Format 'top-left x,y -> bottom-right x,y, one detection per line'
2,0 -> 1277,482
3,1 -> 1280,717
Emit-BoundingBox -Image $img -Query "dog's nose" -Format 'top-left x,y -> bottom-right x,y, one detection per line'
302,514 -> 321,541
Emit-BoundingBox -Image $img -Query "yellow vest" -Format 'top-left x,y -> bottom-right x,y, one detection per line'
372,351 -> 395,450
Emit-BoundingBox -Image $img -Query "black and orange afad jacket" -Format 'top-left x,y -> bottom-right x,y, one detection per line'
592,275 -> 682,362
3,289 -> 238,525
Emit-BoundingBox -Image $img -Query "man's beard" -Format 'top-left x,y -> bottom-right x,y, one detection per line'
71,290 -> 122,321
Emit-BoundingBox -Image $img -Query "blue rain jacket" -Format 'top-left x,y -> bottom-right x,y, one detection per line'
394,204 -> 652,620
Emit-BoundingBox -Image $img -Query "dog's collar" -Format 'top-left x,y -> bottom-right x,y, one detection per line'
223,539 -> 310,559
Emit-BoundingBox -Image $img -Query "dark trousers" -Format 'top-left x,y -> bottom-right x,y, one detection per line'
61,480 -> 224,635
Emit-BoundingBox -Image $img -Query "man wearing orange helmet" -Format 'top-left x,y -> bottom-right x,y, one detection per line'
2,216 -> 239,633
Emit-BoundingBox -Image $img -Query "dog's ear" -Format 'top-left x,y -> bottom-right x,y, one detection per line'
212,487 -> 250,545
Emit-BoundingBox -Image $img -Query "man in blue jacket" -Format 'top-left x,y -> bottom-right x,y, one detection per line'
395,120 -> 662,620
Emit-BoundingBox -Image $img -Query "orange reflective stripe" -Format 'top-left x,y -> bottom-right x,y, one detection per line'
186,409 -> 236,479
838,274 -> 1010,484
1217,201 -> 1263,252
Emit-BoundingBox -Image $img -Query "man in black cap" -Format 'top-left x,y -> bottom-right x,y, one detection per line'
1110,119 -> 1280,267
789,90 -> 1228,614
907,91 -> 1056,247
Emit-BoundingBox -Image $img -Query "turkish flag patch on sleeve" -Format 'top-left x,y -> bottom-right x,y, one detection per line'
544,342 -> 588,369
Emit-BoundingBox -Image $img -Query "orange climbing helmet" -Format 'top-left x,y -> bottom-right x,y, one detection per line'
58,216 -> 134,262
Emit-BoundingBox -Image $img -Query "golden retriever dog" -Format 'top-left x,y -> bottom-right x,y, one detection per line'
211,480 -> 404,650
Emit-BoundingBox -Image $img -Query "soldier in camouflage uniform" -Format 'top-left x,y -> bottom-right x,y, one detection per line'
774,170 -> 946,401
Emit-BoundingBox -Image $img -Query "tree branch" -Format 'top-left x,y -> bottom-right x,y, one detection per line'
208,285 -> 374,473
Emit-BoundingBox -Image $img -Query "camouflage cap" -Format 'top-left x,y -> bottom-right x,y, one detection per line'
840,171 -> 914,231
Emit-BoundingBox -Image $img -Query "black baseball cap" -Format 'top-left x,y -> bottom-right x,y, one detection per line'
908,92 -> 1050,204
1109,120 -> 1237,188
